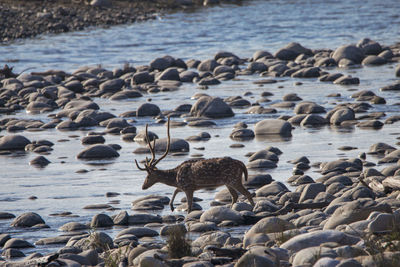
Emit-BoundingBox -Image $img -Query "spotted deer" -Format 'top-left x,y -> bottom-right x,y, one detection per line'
135,117 -> 255,213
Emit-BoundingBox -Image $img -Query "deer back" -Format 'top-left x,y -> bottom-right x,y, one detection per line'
176,157 -> 247,190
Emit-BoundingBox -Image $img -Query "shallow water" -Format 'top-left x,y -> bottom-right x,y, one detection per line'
0,0 -> 400,258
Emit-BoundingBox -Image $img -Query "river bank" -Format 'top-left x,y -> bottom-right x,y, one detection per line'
0,0 -> 217,43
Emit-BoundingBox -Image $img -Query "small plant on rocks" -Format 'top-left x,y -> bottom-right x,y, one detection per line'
166,225 -> 192,258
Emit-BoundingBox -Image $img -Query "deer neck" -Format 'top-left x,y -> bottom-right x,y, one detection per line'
153,168 -> 178,187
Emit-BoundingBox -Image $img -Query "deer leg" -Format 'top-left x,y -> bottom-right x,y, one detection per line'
184,190 -> 194,213
233,183 -> 255,206
226,186 -> 238,208
170,188 -> 181,212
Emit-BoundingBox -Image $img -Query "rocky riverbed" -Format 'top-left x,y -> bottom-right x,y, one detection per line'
1,39 -> 400,266
0,0 -> 214,43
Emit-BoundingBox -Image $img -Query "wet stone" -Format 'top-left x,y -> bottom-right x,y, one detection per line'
11,212 -> 45,227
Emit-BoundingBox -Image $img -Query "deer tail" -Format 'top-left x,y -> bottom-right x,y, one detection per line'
240,161 -> 248,181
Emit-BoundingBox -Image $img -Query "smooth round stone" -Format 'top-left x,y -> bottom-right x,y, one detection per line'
116,227 -> 158,238
77,144 -> 119,159
35,236 -> 71,245
0,212 -> 15,219
188,222 -> 218,233
128,213 -> 162,225
2,248 -> 25,259
11,212 -> 45,227
0,135 -> 31,150
246,159 -> 277,169
3,238 -> 35,249
59,222 -> 88,231
90,213 -> 114,228
188,120 -> 217,127
29,156 -> 51,167
254,119 -> 292,137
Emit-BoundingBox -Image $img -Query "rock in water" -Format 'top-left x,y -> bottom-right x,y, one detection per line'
77,144 -> 119,159
0,135 -> 31,150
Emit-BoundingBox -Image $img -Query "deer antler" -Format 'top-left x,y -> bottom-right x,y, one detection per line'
134,159 -> 147,171
134,116 -> 171,171
152,116 -> 171,168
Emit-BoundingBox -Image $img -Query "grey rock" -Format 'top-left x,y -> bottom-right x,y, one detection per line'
197,59 -> 219,72
248,150 -> 279,162
11,212 -> 45,227
246,159 -> 277,169
192,231 -> 230,248
81,135 -> 105,145
293,247 -> 338,266
190,96 -> 234,118
116,227 -> 158,238
334,75 -> 360,85
90,213 -> 114,228
368,213 -> 394,233
29,156 -> 51,167
0,135 -> 31,150
77,144 -> 119,159
357,38 -> 382,55
329,107 -> 355,125
274,42 -> 312,60
299,183 -> 326,203
362,55 -> 387,65
150,56 -> 174,71
128,213 -> 162,224
200,206 -> 243,224
156,67 -> 180,81
64,100 -> 99,111
332,45 -> 364,64
294,101 -> 325,114
180,70 -> 199,82
2,248 -> 25,259
323,198 -> 391,229
59,222 -> 88,231
188,222 -> 218,232
254,119 -> 292,137
35,236 -> 71,245
132,71 -> 154,84
113,211 -> 129,225
255,181 -> 289,197
3,238 -> 34,249
280,229 -> 360,253
136,102 -> 161,117
300,114 -> 328,126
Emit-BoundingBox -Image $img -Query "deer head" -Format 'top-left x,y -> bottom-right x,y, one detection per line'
135,117 -> 171,190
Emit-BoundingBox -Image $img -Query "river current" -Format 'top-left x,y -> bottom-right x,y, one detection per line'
0,0 -> 400,256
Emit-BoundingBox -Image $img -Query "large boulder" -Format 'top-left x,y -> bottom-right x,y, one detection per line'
77,144 -> 120,159
156,67 -> 180,81
280,230 -> 360,253
329,108 -> 355,125
190,96 -> 234,118
356,38 -> 382,55
200,206 -> 243,224
254,119 -> 292,137
11,212 -> 45,227
0,135 -> 31,150
294,101 -> 325,114
99,78 -> 124,93
274,42 -> 312,60
136,103 -> 161,117
323,199 -> 392,229
332,45 -> 364,64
